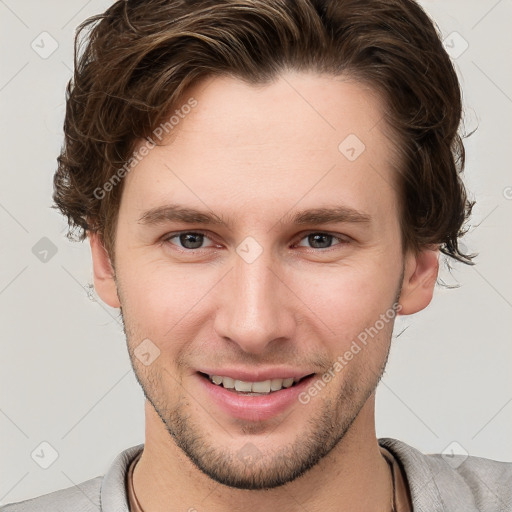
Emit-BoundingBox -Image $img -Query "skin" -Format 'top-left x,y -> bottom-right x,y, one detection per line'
90,72 -> 439,512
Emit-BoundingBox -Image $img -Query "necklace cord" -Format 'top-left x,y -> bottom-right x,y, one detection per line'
382,449 -> 397,512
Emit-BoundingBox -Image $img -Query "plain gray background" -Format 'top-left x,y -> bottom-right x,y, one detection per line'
1,0 -> 511,505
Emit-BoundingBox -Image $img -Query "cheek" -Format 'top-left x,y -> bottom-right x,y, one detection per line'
299,260 -> 399,333
118,259 -> 216,340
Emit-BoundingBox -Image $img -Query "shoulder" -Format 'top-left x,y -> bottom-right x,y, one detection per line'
427,451 -> 512,511
0,476 -> 102,512
1,444 -> 144,512
379,437 -> 512,512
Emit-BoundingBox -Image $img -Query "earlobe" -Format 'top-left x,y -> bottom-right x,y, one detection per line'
397,246 -> 440,316
88,232 -> 121,309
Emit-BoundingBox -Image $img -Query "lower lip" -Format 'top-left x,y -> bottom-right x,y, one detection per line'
196,373 -> 316,422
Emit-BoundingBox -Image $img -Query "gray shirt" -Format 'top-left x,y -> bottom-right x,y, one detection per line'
2,438 -> 511,511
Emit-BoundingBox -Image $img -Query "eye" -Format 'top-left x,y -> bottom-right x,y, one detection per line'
163,231 -> 217,251
161,230 -> 350,254
294,232 -> 349,250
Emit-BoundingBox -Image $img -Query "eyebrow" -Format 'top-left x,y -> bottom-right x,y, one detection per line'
137,204 -> 372,228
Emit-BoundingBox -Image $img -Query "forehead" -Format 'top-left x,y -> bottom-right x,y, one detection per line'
120,72 -> 400,231
169,72 -> 390,156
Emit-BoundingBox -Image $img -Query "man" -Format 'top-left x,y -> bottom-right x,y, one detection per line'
3,0 -> 511,511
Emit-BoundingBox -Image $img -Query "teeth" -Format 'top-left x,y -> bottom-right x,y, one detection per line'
211,375 -> 223,385
209,375 -> 301,393
252,380 -> 271,393
270,378 -> 283,391
234,380 -> 253,392
282,378 -> 294,388
222,376 -> 235,389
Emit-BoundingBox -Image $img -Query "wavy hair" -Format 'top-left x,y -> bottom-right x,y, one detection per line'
53,0 -> 476,265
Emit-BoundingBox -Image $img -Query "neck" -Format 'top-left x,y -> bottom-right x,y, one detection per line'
133,395 -> 391,512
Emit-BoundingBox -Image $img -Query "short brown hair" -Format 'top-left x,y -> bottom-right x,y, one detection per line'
53,0 -> 475,266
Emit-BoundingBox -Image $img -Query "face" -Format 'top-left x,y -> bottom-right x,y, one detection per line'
91,71 -> 438,490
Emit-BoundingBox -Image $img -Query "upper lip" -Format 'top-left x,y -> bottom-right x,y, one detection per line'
197,367 -> 315,382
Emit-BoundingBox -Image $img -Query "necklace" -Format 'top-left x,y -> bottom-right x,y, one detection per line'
130,450 -> 399,512
381,447 -> 397,512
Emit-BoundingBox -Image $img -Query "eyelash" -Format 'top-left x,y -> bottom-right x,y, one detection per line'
161,230 -> 350,254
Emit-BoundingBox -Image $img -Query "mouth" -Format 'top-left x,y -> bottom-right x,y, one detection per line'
195,367 -> 319,421
197,371 -> 315,395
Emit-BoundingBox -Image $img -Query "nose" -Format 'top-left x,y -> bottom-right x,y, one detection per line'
213,245 -> 297,355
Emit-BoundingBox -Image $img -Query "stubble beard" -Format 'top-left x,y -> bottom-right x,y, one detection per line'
123,322 -> 392,490
118,270 -> 402,490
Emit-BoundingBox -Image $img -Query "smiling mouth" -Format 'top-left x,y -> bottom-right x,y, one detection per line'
198,372 -> 315,395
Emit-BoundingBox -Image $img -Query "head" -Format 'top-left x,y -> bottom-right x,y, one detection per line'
53,0 -> 475,490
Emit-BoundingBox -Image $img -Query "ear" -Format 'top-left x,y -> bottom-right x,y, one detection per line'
88,232 -> 121,308
398,245 -> 439,315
